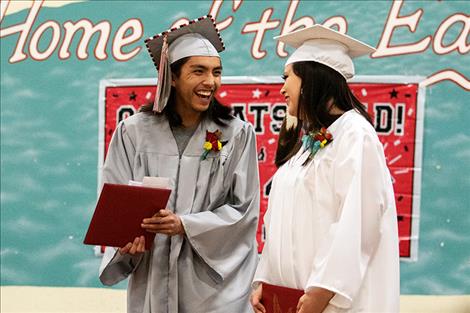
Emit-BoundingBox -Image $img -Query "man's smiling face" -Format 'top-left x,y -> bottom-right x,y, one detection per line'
172,56 -> 222,116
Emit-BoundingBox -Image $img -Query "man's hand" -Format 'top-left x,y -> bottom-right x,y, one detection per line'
250,283 -> 266,313
296,287 -> 334,313
141,209 -> 185,236
119,235 -> 145,255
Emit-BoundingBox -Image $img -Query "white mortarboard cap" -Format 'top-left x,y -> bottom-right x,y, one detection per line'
275,24 -> 376,79
145,16 -> 224,112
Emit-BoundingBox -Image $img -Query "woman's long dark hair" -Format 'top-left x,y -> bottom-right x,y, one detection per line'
275,61 -> 372,167
140,57 -> 233,127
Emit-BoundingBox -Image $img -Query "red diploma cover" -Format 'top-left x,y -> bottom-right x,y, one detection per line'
262,283 -> 304,313
83,183 -> 171,250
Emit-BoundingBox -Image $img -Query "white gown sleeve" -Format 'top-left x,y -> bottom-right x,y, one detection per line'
306,125 -> 394,309
251,236 -> 271,288
98,121 -> 144,285
179,123 -> 260,282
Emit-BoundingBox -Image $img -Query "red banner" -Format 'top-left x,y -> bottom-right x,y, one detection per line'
101,77 -> 423,259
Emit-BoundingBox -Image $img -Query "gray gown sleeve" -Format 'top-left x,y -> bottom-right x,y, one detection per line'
101,121 -> 135,185
180,123 -> 260,281
98,121 -> 144,285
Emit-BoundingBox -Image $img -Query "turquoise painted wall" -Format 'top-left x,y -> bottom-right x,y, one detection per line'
1,0 -> 469,294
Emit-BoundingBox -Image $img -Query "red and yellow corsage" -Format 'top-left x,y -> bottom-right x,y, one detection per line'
302,127 -> 333,163
201,130 -> 223,160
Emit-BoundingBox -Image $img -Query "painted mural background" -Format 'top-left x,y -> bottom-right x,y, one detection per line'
1,0 -> 469,294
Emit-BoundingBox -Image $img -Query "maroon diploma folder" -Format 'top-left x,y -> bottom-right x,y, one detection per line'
262,283 -> 304,313
83,183 -> 171,250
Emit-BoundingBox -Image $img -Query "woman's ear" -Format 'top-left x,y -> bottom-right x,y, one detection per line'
326,98 -> 335,112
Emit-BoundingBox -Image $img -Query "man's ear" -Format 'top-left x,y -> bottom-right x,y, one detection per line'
171,73 -> 176,87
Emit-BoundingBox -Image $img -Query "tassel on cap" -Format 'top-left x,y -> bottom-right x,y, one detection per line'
153,35 -> 172,112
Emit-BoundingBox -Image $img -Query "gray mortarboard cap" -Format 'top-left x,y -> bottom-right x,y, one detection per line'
145,16 -> 224,112
275,24 -> 376,79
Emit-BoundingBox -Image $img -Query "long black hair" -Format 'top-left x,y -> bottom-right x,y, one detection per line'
275,61 -> 372,167
140,57 -> 233,127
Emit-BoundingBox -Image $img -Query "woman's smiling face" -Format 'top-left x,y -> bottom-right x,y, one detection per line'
280,63 -> 302,117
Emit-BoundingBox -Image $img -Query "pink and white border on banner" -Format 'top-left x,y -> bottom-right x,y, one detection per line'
98,76 -> 425,261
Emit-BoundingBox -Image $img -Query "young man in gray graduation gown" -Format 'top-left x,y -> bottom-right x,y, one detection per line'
99,16 -> 260,313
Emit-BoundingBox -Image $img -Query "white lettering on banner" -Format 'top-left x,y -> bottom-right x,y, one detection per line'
59,20 -> 111,60
215,0 -> 468,90
241,8 -> 280,60
0,0 -> 42,63
433,13 -> 470,55
29,20 -> 61,61
374,0 -> 432,58
0,0 -> 468,90
113,19 -> 143,61
276,0 -> 314,57
373,0 -> 469,90
0,0 -> 142,63
209,0 -> 243,31
374,1 -> 469,58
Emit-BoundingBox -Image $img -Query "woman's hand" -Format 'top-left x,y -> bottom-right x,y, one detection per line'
296,287 -> 334,313
250,283 -> 266,313
141,209 -> 185,236
118,235 -> 145,255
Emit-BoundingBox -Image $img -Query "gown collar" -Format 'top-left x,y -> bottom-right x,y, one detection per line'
293,109 -> 357,165
326,108 -> 356,137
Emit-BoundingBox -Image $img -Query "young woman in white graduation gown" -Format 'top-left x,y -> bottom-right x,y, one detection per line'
251,25 -> 400,313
